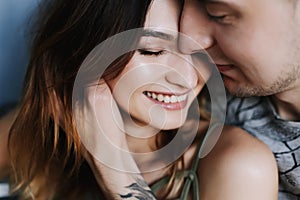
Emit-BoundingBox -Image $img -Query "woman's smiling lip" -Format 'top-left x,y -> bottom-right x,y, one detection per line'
143,91 -> 188,110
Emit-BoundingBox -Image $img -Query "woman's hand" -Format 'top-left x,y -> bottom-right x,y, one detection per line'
73,80 -> 157,200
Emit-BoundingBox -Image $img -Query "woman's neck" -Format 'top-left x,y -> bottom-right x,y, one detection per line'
122,112 -> 161,152
125,133 -> 157,153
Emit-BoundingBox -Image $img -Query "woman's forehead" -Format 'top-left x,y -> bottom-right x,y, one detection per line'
144,0 -> 181,30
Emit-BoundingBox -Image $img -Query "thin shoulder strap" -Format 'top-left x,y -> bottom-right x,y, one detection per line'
151,123 -> 222,200
178,122 -> 222,200
191,122 -> 223,172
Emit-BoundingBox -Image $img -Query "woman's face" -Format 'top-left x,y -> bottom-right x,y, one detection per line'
108,0 -> 210,132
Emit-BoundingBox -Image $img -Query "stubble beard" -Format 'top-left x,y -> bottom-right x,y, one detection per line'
227,65 -> 300,97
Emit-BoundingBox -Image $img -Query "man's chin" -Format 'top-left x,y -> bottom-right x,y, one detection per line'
226,85 -> 272,97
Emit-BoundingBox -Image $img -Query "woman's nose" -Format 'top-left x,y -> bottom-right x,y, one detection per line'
165,54 -> 199,89
179,0 -> 215,54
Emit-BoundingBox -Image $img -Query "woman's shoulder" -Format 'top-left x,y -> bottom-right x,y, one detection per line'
208,125 -> 276,162
197,125 -> 278,200
210,125 -> 273,155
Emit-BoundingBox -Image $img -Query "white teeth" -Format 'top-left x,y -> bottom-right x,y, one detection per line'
157,94 -> 164,102
152,93 -> 157,99
146,92 -> 187,103
178,95 -> 185,102
170,95 -> 177,103
164,96 -> 170,103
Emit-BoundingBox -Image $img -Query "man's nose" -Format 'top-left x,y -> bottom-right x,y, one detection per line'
179,0 -> 215,54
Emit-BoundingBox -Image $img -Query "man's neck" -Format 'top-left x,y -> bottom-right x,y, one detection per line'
271,87 -> 300,121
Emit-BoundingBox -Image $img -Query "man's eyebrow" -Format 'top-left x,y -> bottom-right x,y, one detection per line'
141,29 -> 175,41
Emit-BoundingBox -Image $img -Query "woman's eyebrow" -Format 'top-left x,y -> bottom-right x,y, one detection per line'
141,29 -> 175,41
204,0 -> 234,7
204,0 -> 222,2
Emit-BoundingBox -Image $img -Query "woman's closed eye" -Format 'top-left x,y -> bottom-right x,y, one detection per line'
207,13 -> 227,22
138,49 -> 165,56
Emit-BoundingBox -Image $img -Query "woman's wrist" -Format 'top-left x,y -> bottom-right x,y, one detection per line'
86,152 -> 157,200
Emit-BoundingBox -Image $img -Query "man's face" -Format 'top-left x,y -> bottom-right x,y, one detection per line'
180,0 -> 300,97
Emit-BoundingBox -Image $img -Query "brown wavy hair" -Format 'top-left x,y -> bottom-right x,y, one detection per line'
8,0 -> 207,199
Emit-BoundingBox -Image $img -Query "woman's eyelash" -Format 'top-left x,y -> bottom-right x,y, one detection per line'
207,13 -> 226,22
138,49 -> 164,56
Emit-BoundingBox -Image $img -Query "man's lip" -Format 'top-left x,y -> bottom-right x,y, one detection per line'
216,64 -> 234,72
